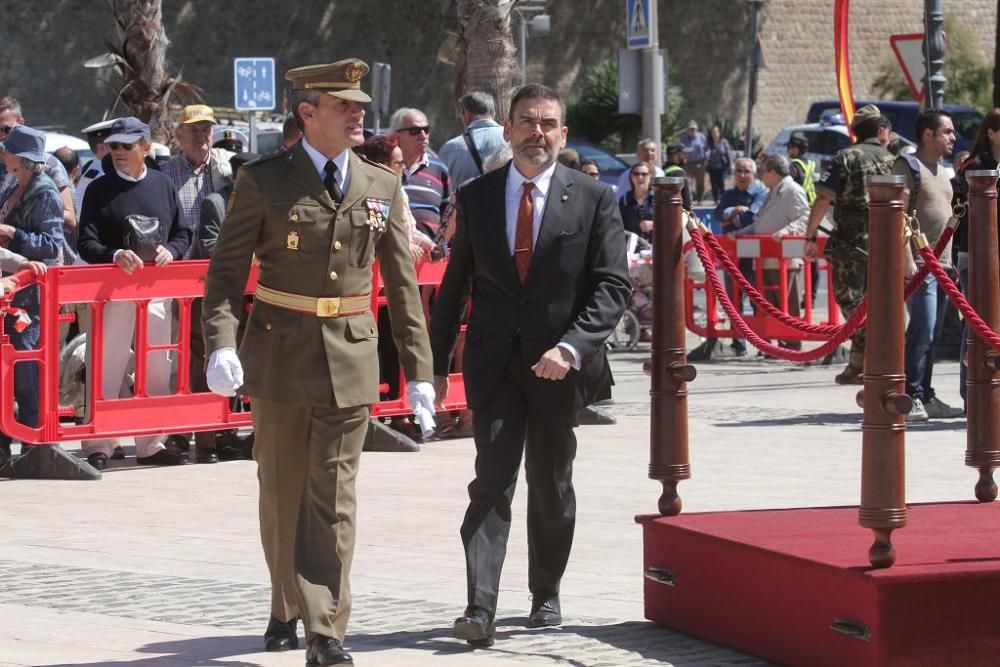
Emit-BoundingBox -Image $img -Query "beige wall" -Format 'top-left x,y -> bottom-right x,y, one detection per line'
0,0 -> 994,151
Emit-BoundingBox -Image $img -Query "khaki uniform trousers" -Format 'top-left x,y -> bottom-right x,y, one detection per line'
252,397 -> 369,641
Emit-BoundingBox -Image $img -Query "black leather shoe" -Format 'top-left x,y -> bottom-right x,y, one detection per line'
136,447 -> 189,466
110,445 -> 126,460
86,453 -> 108,471
263,615 -> 298,652
528,595 -> 562,628
216,441 -> 247,461
305,635 -> 352,665
194,448 -> 219,464
453,607 -> 495,647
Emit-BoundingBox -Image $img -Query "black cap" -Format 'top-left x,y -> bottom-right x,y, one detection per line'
666,143 -> 686,156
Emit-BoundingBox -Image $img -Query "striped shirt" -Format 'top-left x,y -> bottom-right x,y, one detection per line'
402,153 -> 450,237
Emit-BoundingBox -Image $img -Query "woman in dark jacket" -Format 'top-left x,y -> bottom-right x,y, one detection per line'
618,161 -> 655,243
706,124 -> 732,203
77,117 -> 191,469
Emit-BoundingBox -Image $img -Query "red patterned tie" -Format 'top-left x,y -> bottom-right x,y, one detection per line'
514,181 -> 534,285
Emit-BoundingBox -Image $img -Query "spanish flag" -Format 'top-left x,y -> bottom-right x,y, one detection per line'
834,0 -> 856,142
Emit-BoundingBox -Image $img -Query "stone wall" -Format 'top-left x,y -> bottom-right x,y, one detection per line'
0,0 -> 994,150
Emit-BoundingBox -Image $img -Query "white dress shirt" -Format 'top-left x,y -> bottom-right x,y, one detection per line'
505,161 -> 580,370
301,138 -> 350,195
505,161 -> 556,255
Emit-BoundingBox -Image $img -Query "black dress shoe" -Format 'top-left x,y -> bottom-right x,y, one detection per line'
528,595 -> 561,628
216,441 -> 247,461
164,433 -> 190,452
263,615 -> 298,652
305,635 -> 352,665
110,445 -> 126,460
86,452 -> 108,471
136,447 -> 189,466
453,607 -> 495,647
194,448 -> 219,464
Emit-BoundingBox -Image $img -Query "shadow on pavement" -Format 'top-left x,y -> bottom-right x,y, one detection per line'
45,634 -> 264,667
715,412 -> 863,427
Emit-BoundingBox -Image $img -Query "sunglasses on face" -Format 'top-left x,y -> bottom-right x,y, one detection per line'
583,170 -> 599,177
400,126 -> 431,136
108,142 -> 138,151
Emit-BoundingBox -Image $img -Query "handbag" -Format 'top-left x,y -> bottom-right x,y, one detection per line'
124,215 -> 161,262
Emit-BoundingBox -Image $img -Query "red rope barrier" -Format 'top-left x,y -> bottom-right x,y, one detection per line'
688,230 -> 867,362
696,223 -> 958,336
918,245 -> 1000,352
700,232 -> 841,335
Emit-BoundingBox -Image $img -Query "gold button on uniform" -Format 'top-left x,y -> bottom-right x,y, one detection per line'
290,213 -> 299,222
330,271 -> 338,280
265,323 -> 272,331
333,241 -> 342,250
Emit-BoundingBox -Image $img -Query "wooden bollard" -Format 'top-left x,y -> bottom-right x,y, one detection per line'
858,174 -> 909,569
649,176 -> 695,516
964,169 -> 1000,502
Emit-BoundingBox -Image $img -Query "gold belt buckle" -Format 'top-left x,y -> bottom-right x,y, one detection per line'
316,297 -> 341,317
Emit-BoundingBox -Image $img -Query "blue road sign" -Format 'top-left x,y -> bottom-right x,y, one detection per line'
233,57 -> 276,111
626,0 -> 654,49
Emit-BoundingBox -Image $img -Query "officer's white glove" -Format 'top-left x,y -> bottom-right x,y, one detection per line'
206,347 -> 244,397
407,380 -> 437,438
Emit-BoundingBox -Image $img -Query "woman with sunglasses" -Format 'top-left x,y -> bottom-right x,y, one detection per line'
618,160 -> 656,243
77,117 -> 192,470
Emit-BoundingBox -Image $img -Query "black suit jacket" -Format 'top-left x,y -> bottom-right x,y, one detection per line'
431,161 -> 630,413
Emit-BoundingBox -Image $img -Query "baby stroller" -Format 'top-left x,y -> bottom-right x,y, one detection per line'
608,232 -> 653,351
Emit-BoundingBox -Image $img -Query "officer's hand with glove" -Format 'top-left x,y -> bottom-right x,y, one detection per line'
407,380 -> 437,438
207,347 -> 244,397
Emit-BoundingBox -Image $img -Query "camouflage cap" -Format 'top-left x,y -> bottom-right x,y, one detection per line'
851,104 -> 881,129
285,59 -> 372,103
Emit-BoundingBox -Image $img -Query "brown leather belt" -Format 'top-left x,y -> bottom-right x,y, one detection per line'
254,284 -> 370,317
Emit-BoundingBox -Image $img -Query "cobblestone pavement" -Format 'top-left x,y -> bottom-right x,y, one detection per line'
0,559 -> 768,666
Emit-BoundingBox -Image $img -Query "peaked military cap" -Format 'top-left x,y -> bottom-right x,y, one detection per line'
285,59 -> 372,103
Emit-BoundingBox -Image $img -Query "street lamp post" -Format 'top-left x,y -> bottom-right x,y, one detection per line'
745,0 -> 765,157
515,0 -> 549,86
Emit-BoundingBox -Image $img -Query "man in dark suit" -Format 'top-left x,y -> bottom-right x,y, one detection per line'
430,83 -> 630,647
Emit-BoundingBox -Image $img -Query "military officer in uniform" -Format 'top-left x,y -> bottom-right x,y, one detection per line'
201,59 -> 435,666
803,104 -> 894,385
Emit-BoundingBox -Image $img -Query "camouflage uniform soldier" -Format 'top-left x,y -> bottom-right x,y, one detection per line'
803,105 -> 894,384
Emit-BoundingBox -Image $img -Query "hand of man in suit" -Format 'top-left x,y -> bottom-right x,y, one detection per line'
531,346 -> 574,381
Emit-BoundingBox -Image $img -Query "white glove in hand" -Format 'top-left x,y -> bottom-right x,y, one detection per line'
407,380 -> 437,438
206,347 -> 244,397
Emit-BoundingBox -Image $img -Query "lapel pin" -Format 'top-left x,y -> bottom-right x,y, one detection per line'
561,194 -> 569,202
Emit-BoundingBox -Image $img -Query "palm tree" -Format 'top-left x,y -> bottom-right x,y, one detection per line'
454,0 -> 519,121
104,0 -> 200,142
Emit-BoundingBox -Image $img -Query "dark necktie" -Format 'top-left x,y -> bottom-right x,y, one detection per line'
514,181 -> 535,285
324,160 -> 344,204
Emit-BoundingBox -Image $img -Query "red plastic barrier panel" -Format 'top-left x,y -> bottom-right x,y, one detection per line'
0,258 -> 462,445
684,235 -> 840,341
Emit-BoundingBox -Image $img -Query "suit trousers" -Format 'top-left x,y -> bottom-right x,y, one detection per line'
251,397 -> 369,641
462,342 -> 578,615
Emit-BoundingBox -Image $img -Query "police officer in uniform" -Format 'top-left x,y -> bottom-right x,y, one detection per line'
804,105 -> 894,384
201,59 -> 435,666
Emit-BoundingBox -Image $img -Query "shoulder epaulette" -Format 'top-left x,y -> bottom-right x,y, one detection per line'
357,152 -> 397,176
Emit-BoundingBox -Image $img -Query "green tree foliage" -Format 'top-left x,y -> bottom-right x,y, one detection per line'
871,15 -> 991,110
566,57 -> 685,151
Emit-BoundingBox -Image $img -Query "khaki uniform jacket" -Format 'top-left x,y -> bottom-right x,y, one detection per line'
201,143 -> 432,408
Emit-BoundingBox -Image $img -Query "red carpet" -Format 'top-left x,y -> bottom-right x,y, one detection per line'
637,502 -> 1000,667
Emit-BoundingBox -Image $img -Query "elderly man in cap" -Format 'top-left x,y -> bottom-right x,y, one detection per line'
804,104 -> 894,384
73,119 -> 116,213
77,117 -> 191,469
0,126 -> 65,464
163,105 -> 234,259
201,58 -> 434,666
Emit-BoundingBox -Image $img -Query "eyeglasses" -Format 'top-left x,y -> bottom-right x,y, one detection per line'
582,170 -> 600,177
0,125 -> 13,135
400,126 -> 431,136
734,168 -> 755,174
108,141 -> 138,151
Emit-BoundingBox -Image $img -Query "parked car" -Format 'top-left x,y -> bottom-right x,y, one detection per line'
806,100 -> 982,154
760,120 -> 916,175
566,139 -> 628,188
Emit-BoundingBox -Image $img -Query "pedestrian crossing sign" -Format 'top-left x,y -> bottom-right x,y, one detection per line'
627,0 -> 656,49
